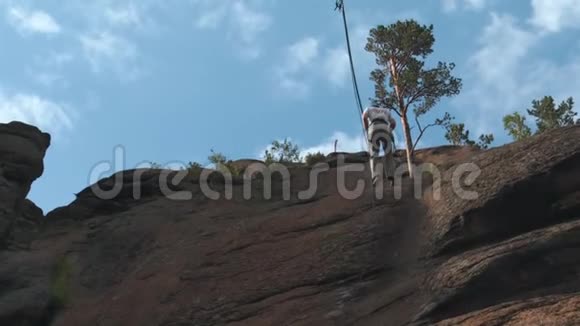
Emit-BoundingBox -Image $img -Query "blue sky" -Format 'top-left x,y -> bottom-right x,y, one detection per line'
1,0 -> 579,213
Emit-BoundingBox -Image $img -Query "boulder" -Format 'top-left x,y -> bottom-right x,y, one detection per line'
0,121 -> 50,247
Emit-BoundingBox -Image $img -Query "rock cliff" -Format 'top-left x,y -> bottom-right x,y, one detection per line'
1,122 -> 579,326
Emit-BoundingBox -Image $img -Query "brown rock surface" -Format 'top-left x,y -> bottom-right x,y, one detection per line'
2,124 -> 580,325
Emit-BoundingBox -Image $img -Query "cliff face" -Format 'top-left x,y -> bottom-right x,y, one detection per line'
1,123 -> 580,326
0,121 -> 50,248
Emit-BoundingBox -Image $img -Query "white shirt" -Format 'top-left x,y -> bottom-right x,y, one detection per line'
362,107 -> 396,129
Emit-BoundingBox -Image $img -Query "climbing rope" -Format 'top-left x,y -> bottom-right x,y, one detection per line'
335,0 -> 398,157
335,0 -> 375,207
335,0 -> 368,153
335,0 -> 364,120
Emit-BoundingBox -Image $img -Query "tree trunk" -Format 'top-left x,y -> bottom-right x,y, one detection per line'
401,116 -> 414,178
389,57 -> 414,178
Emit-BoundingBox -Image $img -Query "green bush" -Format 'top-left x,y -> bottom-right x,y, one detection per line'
183,161 -> 204,178
208,150 -> 241,176
187,161 -> 203,169
263,138 -> 301,165
50,256 -> 72,309
445,123 -> 494,149
304,152 -> 326,166
224,161 -> 241,177
208,149 -> 227,166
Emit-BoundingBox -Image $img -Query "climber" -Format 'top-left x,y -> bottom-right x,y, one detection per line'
362,106 -> 397,187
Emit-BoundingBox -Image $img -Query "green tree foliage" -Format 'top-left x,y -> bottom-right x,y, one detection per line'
365,19 -> 462,177
503,96 -> 576,142
444,123 -> 471,146
208,149 -> 227,168
304,152 -> 326,166
263,138 -> 301,165
50,256 -> 73,309
445,123 -> 494,149
476,134 -> 495,149
527,96 -> 577,133
503,112 -> 532,141
186,161 -> 203,170
208,150 -> 240,176
183,161 -> 203,178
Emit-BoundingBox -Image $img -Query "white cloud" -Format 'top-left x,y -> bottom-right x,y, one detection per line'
63,0 -> 160,31
80,31 -> 134,61
31,72 -> 68,88
26,52 -> 74,90
285,37 -> 320,73
6,7 -> 61,35
195,4 -> 228,29
456,11 -> 580,137
80,31 -> 142,81
277,78 -> 310,99
44,52 -> 74,67
322,47 -> 350,88
442,0 -> 458,12
193,0 -> 272,59
275,37 -> 320,97
470,13 -> 537,85
273,23 -> 373,97
457,13 -> 539,134
530,0 -> 580,33
104,5 -> 141,27
58,1 -> 156,81
320,25 -> 371,88
80,31 -> 135,69
0,91 -> 73,134
231,1 -> 271,45
302,131 -> 366,155
442,0 -> 487,12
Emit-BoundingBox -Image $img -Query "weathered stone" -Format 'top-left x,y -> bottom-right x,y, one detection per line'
0,121 -> 49,247
4,124 -> 580,325
9,200 -> 45,249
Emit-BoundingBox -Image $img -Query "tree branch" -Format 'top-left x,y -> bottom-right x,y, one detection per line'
412,114 -> 437,153
391,107 -> 402,117
406,85 -> 427,108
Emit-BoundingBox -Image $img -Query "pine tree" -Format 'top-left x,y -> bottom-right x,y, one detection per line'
527,96 -> 577,133
503,112 -> 532,141
365,20 -> 462,177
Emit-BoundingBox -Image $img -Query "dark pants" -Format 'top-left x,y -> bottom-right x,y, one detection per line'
367,122 -> 395,184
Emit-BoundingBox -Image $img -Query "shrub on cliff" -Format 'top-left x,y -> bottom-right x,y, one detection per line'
304,152 -> 326,166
